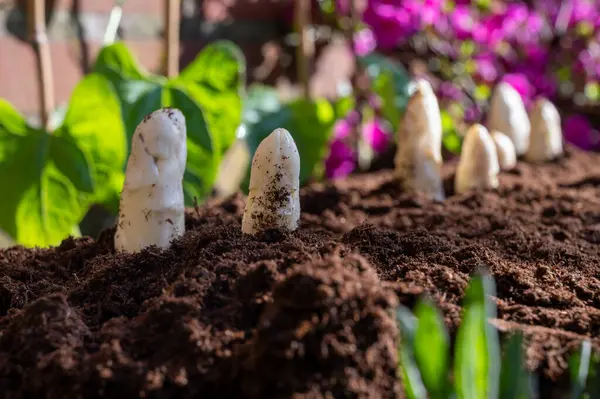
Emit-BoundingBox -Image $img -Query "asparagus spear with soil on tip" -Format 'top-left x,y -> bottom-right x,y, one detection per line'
491,130 -> 517,170
455,124 -> 500,194
525,98 -> 564,163
114,108 -> 187,253
487,82 -> 531,155
394,78 -> 445,201
242,128 -> 301,235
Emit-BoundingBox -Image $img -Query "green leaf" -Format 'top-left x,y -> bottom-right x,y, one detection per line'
179,40 -> 246,153
93,41 -> 147,80
0,101 -> 91,247
50,136 -> 94,193
241,98 -> 336,192
499,333 -> 534,399
360,53 -> 411,131
56,74 -> 127,209
570,340 -> 593,399
396,306 -> 428,399
123,82 -> 163,144
413,299 -> 450,398
166,85 -> 220,203
454,272 -> 501,399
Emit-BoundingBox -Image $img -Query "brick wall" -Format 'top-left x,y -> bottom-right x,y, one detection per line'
0,0 -> 311,119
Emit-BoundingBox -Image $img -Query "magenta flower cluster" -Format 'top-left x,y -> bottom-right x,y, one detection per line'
361,0 -> 600,143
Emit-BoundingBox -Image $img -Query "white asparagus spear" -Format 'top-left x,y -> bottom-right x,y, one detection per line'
394,78 -> 445,201
455,124 -> 500,194
486,82 -> 531,155
242,128 -> 301,235
525,98 -> 564,163
115,108 -> 187,253
491,131 -> 517,170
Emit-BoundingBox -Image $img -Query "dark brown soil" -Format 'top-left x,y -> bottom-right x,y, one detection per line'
1,145 -> 599,398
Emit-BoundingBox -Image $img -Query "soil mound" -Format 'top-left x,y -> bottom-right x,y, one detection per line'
0,145 -> 599,398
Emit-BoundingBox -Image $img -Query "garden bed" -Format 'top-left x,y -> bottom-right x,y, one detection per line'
0,145 -> 599,398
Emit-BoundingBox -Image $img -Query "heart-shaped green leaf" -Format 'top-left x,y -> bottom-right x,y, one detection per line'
93,41 -> 147,80
56,74 -> 127,212
179,40 -> 246,153
0,100 -> 93,247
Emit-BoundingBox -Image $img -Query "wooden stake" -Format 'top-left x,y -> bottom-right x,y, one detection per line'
294,0 -> 312,100
164,0 -> 181,78
27,0 -> 55,130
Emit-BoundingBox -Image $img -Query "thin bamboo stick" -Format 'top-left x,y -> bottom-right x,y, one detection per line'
164,0 -> 181,78
294,0 -> 313,100
27,0 -> 55,130
104,0 -> 127,45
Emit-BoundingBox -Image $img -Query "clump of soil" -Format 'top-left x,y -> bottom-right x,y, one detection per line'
0,145 -> 599,398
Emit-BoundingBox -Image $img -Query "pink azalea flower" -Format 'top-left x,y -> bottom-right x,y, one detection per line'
501,73 -> 534,105
325,139 -> 356,179
354,29 -> 376,56
362,119 -> 390,153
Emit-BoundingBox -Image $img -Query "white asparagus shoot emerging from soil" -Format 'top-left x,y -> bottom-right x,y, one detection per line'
242,128 -> 301,235
525,98 -> 564,163
487,82 -> 531,155
394,78 -> 445,201
491,131 -> 517,170
455,124 -> 500,194
115,108 -> 187,253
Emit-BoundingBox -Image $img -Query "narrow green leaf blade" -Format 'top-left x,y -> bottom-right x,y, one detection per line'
570,340 -> 592,399
396,306 -> 428,399
413,299 -> 450,398
454,272 -> 501,399
499,332 -> 533,399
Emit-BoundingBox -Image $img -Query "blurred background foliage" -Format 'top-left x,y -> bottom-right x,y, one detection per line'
1,0 -> 600,247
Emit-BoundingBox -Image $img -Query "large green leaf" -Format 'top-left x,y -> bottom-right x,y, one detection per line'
123,84 -> 219,205
413,299 -> 450,398
0,100 -> 93,247
360,53 -> 411,131
56,74 -> 127,212
93,41 -> 147,80
396,306 -> 427,399
179,41 -> 246,153
241,98 -> 336,192
166,85 -> 220,203
454,272 -> 501,399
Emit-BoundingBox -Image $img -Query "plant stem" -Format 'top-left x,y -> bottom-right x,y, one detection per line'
104,0 -> 127,45
294,0 -> 312,100
164,0 -> 180,78
27,0 -> 55,131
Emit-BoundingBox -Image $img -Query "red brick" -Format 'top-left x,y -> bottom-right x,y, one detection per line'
54,0 -> 162,15
0,36 -> 163,115
200,0 -> 290,22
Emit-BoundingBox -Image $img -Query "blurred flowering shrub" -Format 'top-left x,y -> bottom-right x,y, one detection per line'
324,0 -> 600,178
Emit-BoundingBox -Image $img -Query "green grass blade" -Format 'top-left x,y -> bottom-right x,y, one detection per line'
499,332 -> 534,399
396,306 -> 427,399
454,271 -> 501,399
413,298 -> 450,398
570,340 -> 592,399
